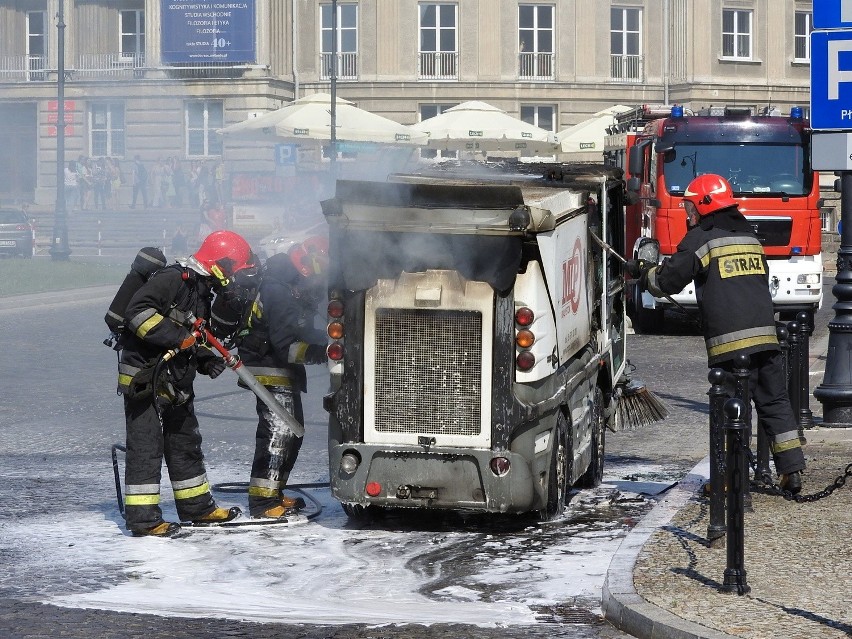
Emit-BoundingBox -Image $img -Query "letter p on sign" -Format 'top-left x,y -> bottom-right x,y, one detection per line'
830,40 -> 852,100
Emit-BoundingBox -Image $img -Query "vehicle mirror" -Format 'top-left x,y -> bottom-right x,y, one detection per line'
626,176 -> 641,193
628,145 -> 645,178
636,238 -> 660,264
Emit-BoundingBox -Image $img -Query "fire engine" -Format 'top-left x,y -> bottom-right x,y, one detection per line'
604,104 -> 823,332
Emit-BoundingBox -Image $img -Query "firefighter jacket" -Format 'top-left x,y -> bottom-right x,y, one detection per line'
117,264 -> 219,402
234,253 -> 327,393
644,206 -> 778,366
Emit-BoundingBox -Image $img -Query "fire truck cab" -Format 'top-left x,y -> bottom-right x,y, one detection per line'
604,104 -> 823,332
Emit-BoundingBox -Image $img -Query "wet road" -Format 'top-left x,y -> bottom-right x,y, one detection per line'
7,277 -> 825,638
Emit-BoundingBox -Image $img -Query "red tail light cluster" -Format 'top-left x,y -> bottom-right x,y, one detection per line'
327,297 -> 345,361
515,306 -> 536,371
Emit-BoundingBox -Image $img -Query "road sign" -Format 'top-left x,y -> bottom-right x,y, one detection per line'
811,30 -> 852,129
811,131 -> 852,169
814,0 -> 852,29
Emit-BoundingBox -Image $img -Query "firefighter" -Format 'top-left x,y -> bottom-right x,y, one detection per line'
118,230 -> 260,537
630,174 -> 806,494
227,236 -> 329,519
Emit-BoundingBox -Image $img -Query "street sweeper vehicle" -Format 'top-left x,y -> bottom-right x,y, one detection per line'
320,164 -> 645,520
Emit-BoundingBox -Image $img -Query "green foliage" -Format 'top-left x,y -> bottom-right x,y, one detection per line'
0,259 -> 125,298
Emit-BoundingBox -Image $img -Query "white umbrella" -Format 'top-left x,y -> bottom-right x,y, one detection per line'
217,93 -> 427,147
556,105 -> 632,154
411,100 -> 559,156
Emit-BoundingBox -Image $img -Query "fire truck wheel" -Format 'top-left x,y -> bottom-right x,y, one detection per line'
578,387 -> 606,488
542,410 -> 570,521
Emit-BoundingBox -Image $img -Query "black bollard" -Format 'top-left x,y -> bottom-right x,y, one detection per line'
732,354 -> 752,509
720,397 -> 751,595
786,320 -> 802,431
707,368 -> 727,543
796,310 -> 814,438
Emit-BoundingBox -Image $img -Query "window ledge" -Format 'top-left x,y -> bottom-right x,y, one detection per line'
792,59 -> 811,67
718,56 -> 762,65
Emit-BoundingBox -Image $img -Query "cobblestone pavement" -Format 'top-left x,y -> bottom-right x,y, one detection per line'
604,278 -> 852,639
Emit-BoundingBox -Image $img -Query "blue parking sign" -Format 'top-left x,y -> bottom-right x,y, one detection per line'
811,30 -> 852,130
814,0 -> 852,29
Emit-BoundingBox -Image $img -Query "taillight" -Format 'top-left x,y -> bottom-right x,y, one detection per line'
327,295 -> 344,362
14,224 -> 28,231
516,329 -> 534,349
489,456 -> 511,476
515,307 -> 534,326
516,350 -> 536,371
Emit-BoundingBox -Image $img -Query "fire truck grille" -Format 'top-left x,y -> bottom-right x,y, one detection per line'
374,308 -> 482,436
746,217 -> 792,247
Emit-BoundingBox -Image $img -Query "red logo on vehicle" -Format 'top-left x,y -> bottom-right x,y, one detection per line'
562,238 -> 583,314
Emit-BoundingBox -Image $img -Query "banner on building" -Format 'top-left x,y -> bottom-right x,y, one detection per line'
161,1 -> 256,64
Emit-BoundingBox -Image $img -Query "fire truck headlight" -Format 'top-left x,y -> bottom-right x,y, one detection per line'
516,350 -> 536,371
340,451 -> 360,475
797,274 -> 820,285
489,456 -> 511,476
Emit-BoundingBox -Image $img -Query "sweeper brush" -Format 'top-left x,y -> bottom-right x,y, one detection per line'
613,376 -> 670,431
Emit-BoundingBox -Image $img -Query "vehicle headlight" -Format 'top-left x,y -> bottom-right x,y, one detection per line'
797,274 -> 820,285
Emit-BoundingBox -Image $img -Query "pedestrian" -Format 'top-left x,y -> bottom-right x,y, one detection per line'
213,236 -> 329,519
171,224 -> 188,257
116,230 -> 260,537
63,160 -> 78,211
130,155 -> 149,209
632,174 -> 806,493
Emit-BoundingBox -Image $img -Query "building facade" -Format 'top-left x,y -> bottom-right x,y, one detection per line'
0,0 -> 814,207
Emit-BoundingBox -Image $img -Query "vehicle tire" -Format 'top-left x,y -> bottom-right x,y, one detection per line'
541,411 -> 570,521
631,283 -> 665,334
578,387 -> 606,488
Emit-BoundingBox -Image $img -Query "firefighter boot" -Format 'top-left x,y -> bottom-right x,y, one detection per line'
779,471 -> 802,495
254,495 -> 305,519
191,506 -> 242,524
131,521 -> 182,538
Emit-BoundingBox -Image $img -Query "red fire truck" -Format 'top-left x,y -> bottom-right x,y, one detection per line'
604,104 -> 823,332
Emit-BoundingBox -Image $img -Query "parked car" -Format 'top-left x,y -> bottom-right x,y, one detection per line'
258,222 -> 327,261
0,209 -> 36,258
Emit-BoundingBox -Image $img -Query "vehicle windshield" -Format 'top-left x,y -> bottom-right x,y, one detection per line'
663,143 -> 807,196
0,210 -> 27,224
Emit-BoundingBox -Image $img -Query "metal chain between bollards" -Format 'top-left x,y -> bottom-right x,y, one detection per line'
744,446 -> 852,503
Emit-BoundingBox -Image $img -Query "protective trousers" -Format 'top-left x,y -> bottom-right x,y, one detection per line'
719,350 -> 805,476
123,396 -> 217,532
248,386 -> 304,517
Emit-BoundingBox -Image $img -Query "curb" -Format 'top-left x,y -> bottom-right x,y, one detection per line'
0,285 -> 116,312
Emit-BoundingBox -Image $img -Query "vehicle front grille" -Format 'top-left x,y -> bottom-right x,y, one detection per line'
374,308 -> 482,436
745,217 -> 792,247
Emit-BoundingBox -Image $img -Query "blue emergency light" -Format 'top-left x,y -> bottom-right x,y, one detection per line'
790,107 -> 803,120
671,105 -> 684,118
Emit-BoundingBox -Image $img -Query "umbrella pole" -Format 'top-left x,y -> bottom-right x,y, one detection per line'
330,0 -> 338,177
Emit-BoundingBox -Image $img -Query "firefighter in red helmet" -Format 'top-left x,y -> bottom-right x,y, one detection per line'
634,174 -> 806,493
214,235 -> 329,519
118,230 -> 259,536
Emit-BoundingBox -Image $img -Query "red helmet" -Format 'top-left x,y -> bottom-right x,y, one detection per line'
289,235 -> 329,278
683,174 -> 737,217
191,230 -> 258,285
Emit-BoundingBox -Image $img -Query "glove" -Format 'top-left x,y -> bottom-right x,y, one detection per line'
638,267 -> 653,292
304,344 -> 328,365
201,357 -> 227,379
178,333 -> 197,350
624,259 -> 643,279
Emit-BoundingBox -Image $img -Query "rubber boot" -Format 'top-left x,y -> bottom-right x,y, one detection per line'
190,506 -> 242,524
779,471 -> 802,495
131,521 -> 182,538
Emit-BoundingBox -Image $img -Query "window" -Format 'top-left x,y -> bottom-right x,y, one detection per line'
186,101 -> 224,157
520,105 -> 555,133
26,11 -> 46,81
722,9 -> 752,60
419,4 -> 458,79
321,3 -> 358,79
611,7 -> 642,81
419,104 -> 458,159
90,103 -> 126,158
794,11 -> 812,62
518,4 -> 554,79
120,10 -> 145,62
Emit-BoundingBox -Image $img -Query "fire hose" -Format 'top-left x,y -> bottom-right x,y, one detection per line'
165,313 -> 305,437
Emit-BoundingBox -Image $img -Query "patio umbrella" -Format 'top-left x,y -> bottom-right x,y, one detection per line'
410,101 -> 559,156
217,93 -> 427,147
556,105 -> 632,154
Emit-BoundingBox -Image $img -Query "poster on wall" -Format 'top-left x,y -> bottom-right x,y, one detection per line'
161,1 -> 256,64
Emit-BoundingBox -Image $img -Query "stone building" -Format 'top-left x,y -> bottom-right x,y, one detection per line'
0,0 -> 815,208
